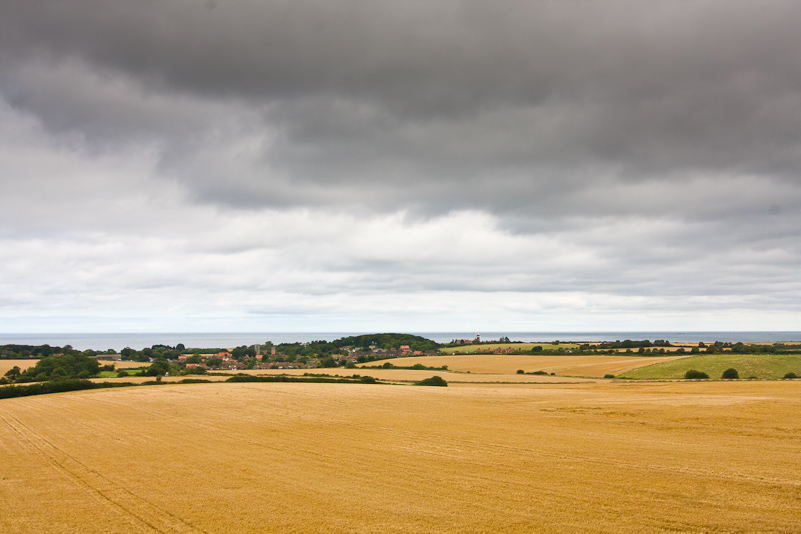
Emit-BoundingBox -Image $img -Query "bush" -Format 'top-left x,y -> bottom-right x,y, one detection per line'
117,370 -> 129,377
783,372 -> 798,379
516,369 -> 524,374
604,374 -> 615,379
684,369 -> 709,379
359,376 -> 377,384
721,368 -> 739,379
319,356 -> 337,368
415,376 -> 448,387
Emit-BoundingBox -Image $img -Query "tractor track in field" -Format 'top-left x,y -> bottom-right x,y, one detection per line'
0,408 -> 207,534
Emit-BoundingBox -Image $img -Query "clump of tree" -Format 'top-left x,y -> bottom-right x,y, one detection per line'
684,370 -> 709,379
231,345 -> 257,360
333,333 -> 440,352
13,354 -> 102,382
0,343 -> 123,360
721,368 -> 739,379
596,339 -> 673,349
414,376 -> 448,387
120,344 -> 193,362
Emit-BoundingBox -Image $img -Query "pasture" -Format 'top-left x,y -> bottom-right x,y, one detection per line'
1,381 -> 799,533
622,353 -> 801,380
364,353 -> 689,377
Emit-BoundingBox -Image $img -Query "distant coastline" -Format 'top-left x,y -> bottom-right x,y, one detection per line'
1,331 -> 800,351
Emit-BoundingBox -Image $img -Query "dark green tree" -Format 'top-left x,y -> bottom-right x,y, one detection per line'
4,366 -> 21,381
721,368 -> 739,379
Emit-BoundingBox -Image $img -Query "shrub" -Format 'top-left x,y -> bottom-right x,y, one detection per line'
784,372 -> 798,379
684,369 -> 709,379
117,370 -> 130,377
415,376 -> 448,387
319,356 -> 337,368
604,374 -> 615,379
721,368 -> 739,379
359,376 -> 377,384
516,369 -> 524,374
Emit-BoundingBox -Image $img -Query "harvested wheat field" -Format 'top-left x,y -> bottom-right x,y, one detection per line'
112,360 -> 151,370
0,359 -> 39,375
211,368 -> 597,384
1,381 -> 800,533
369,354 -> 689,377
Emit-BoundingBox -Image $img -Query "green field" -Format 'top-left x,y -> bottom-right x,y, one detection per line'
440,342 -> 580,354
95,371 -> 119,378
621,353 -> 801,380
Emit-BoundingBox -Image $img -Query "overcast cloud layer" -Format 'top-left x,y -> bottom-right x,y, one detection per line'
1,0 -> 800,333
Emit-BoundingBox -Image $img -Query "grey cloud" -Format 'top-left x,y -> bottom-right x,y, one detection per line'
1,1 -> 801,330
3,1 -> 801,212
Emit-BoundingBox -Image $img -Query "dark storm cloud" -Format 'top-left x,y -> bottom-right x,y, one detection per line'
2,0 -> 801,216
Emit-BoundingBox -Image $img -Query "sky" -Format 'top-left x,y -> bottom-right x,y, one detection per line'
1,0 -> 800,333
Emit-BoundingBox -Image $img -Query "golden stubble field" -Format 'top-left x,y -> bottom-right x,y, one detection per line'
0,360 -> 39,375
367,354 -> 690,378
209,368 -> 597,384
1,381 -> 800,533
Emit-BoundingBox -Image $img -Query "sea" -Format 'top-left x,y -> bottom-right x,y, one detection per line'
0,332 -> 799,351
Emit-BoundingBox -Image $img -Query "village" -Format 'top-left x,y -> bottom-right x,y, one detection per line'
147,343 -> 441,371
